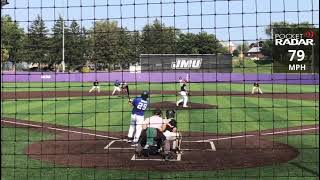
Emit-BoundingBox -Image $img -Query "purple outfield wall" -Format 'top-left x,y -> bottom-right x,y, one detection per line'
1,72 -> 319,84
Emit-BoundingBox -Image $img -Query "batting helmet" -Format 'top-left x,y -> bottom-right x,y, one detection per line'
141,91 -> 149,100
153,109 -> 162,116
166,110 -> 175,119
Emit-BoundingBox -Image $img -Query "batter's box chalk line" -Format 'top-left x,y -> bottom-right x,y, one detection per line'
103,140 -> 183,161
103,140 -> 216,153
130,153 -> 182,162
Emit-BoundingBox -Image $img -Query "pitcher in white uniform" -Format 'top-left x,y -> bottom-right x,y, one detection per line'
176,79 -> 188,107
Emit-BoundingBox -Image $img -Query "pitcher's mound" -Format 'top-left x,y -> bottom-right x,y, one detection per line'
150,101 -> 217,110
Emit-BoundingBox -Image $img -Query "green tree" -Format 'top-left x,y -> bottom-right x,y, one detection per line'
65,20 -> 88,70
116,29 -> 140,69
1,15 -> 25,67
1,45 -> 9,63
260,40 -> 273,57
177,32 -> 227,54
233,49 -> 240,57
49,16 -> 69,70
1,46 -> 10,70
90,20 -> 132,70
127,31 -> 142,64
141,19 -> 178,54
26,15 -> 49,67
177,33 -> 199,54
236,42 -> 250,54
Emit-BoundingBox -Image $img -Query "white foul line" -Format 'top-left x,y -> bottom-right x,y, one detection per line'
261,127 -> 319,136
1,120 -> 42,128
195,134 -> 255,143
195,127 -> 319,142
1,119 -> 121,140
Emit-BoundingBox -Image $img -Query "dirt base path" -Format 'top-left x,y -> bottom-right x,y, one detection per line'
1,90 -> 318,101
1,118 -> 318,171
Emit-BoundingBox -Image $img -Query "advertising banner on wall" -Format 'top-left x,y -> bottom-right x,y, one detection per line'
140,54 -> 233,72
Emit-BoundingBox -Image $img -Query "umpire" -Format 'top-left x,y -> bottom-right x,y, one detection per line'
135,109 -> 173,160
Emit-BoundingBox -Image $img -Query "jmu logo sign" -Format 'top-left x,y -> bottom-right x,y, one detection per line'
171,58 -> 202,69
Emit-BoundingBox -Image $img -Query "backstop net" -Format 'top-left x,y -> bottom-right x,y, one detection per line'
1,0 -> 319,179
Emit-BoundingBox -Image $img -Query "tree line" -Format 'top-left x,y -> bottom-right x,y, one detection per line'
1,15 -> 229,71
2,15 -> 315,71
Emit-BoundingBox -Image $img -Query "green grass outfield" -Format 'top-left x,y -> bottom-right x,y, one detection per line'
1,127 -> 318,180
1,82 -> 319,93
1,96 -> 318,133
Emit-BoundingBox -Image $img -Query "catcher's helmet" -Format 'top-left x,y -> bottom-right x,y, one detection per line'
153,109 -> 162,116
166,110 -> 175,119
141,91 -> 149,100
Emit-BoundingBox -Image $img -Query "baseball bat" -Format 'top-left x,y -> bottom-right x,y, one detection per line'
126,86 -> 131,101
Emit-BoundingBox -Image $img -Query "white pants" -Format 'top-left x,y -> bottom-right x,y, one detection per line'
251,87 -> 263,94
89,86 -> 100,93
112,86 -> 121,95
163,131 -> 182,150
128,114 -> 144,143
176,91 -> 188,107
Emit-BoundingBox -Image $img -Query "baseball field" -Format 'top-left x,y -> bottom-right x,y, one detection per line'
1,0 -> 319,178
1,81 -> 319,180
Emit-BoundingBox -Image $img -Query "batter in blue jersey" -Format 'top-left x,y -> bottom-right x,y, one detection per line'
127,91 -> 149,144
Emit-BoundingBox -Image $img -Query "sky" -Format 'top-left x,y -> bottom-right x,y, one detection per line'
1,0 -> 319,44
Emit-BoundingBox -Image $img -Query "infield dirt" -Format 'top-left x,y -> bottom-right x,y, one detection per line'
1,118 -> 318,171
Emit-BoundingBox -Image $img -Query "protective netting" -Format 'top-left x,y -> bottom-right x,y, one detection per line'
1,0 -> 319,179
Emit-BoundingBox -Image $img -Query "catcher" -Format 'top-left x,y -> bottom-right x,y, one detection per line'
251,82 -> 263,94
163,110 -> 182,153
135,109 -> 173,161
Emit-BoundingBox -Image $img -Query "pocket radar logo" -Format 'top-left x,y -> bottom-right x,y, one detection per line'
272,28 -> 318,73
274,30 -> 315,46
303,30 -> 315,39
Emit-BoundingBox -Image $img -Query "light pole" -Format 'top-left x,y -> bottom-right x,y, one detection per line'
61,18 -> 65,72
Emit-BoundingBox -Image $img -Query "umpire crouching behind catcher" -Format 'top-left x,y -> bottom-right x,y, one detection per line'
135,109 -> 173,160
163,110 -> 182,153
